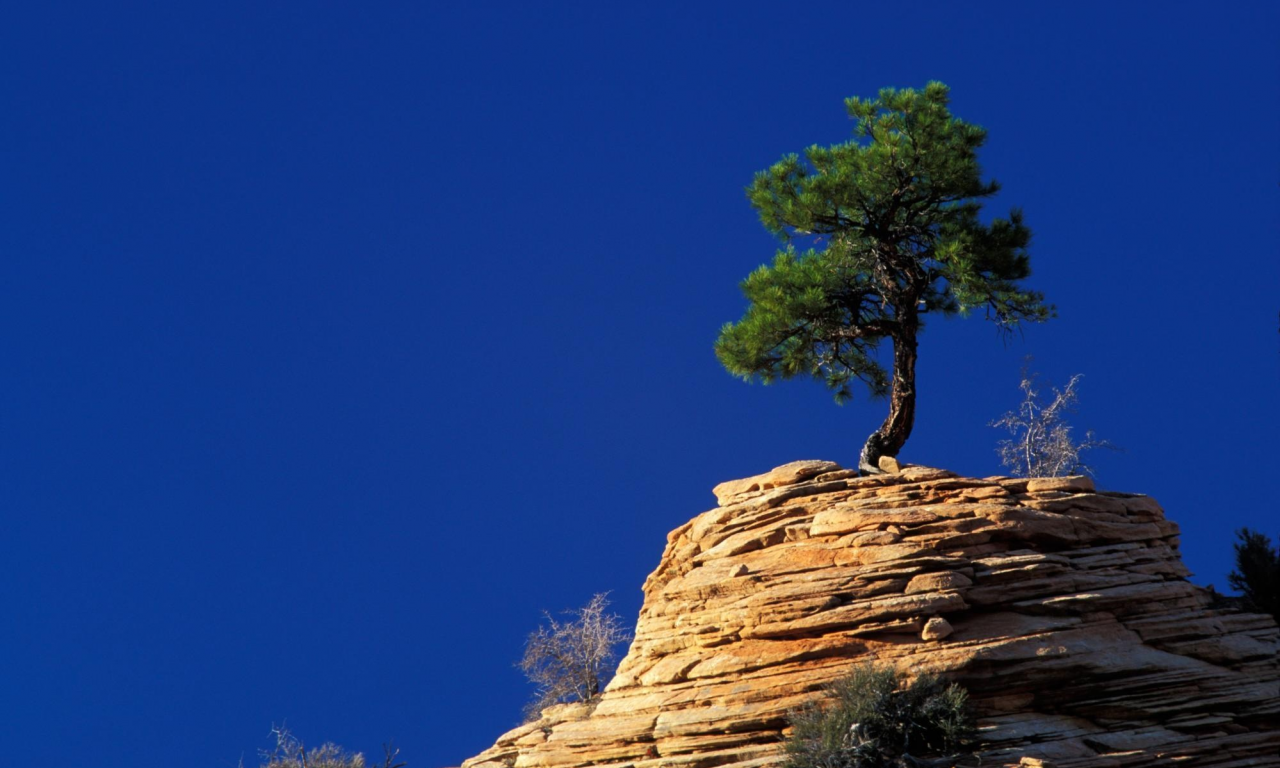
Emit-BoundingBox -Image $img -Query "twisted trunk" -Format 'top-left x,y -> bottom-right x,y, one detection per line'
858,308 -> 919,475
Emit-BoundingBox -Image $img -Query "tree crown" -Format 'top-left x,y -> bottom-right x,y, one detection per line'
717,82 -> 1051,403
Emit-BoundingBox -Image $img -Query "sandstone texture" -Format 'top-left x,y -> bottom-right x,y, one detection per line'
464,462 -> 1280,768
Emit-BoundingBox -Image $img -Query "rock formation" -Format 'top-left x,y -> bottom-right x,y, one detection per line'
463,462 -> 1280,768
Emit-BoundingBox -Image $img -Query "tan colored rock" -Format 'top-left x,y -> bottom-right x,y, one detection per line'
464,463 -> 1280,768
711,460 -> 841,505
921,616 -> 953,640
877,455 -> 902,474
1025,475 -> 1095,494
905,570 -> 972,594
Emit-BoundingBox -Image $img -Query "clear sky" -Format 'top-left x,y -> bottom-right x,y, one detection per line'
1,3 -> 1276,767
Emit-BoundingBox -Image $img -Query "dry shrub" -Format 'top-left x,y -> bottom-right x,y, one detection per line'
252,724 -> 404,768
991,366 -> 1116,478
518,592 -> 631,722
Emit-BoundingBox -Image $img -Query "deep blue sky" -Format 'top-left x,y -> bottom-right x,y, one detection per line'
2,3 -> 1276,767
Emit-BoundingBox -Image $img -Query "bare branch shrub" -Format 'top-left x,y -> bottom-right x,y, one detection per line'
518,592 -> 631,722
254,724 -> 404,768
990,365 -> 1116,478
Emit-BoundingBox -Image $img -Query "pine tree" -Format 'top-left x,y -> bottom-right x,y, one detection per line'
716,82 -> 1052,473
1228,528 -> 1280,622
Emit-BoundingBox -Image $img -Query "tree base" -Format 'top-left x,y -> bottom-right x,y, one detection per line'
858,432 -> 887,476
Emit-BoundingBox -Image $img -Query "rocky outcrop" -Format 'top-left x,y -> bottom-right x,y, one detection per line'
464,462 -> 1280,768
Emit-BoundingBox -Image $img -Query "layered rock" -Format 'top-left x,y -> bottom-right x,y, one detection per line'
464,463 -> 1280,768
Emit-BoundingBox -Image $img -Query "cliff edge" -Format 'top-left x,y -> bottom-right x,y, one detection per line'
464,462 -> 1280,768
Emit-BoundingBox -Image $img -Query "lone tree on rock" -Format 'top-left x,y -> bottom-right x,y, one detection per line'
716,82 -> 1052,474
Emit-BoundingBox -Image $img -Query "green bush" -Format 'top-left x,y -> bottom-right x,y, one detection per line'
784,665 -> 973,768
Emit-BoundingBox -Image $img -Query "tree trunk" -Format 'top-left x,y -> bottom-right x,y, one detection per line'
858,316 -> 919,475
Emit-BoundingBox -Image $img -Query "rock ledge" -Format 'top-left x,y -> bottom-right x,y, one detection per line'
464,463 -> 1280,768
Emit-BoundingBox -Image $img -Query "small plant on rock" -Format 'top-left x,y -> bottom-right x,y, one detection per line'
990,365 -> 1116,478
519,592 -> 631,723
784,664 -> 973,768
253,724 -> 404,768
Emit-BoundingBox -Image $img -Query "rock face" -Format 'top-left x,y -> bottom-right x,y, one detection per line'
464,463 -> 1280,768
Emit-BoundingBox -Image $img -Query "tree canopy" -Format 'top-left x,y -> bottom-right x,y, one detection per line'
716,82 -> 1052,472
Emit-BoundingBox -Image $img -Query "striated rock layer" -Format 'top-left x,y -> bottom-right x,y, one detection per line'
464,463 -> 1280,768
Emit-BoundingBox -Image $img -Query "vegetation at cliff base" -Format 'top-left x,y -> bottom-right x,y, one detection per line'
716,82 -> 1052,475
784,664 -> 973,768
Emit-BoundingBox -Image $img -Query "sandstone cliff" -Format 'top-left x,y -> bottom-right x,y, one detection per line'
464,463 -> 1280,768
